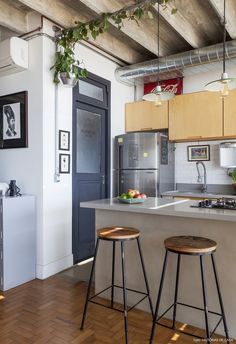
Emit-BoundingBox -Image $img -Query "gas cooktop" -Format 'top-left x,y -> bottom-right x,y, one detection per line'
191,198 -> 236,210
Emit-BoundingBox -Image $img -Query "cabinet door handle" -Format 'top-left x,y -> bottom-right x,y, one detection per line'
187,136 -> 202,139
141,127 -> 153,130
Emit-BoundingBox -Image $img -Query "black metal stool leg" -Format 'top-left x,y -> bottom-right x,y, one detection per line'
136,238 -> 154,318
172,253 -> 181,330
149,250 -> 169,344
121,241 -> 128,344
200,255 -> 211,344
111,241 -> 116,309
80,238 -> 100,330
211,254 -> 230,342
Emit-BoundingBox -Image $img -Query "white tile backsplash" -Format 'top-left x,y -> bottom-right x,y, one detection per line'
175,140 -> 235,185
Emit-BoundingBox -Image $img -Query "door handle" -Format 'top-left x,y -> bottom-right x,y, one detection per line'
101,175 -> 105,185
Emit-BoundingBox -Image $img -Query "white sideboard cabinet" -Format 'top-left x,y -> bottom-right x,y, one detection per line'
0,195 -> 36,291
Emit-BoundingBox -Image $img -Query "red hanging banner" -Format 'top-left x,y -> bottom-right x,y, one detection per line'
144,78 -> 183,96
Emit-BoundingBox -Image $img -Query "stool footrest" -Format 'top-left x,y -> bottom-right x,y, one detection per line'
156,301 -> 224,340
88,284 -> 149,314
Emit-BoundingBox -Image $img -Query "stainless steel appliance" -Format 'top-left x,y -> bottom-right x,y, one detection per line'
191,198 -> 236,210
114,132 -> 175,197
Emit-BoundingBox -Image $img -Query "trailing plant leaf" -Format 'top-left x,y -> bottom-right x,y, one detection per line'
51,0 -> 176,84
229,168 -> 236,183
147,10 -> 154,19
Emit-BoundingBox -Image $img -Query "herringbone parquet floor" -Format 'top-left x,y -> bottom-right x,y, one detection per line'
0,269 -> 234,344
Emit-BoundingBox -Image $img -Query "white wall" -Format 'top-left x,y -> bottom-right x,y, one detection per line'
0,22 -> 134,279
183,65 -> 236,94
174,65 -> 236,185
175,140 -> 233,185
0,37 -> 44,270
41,34 -> 134,277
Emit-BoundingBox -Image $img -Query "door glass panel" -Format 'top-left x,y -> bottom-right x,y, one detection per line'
79,80 -> 104,101
76,109 -> 102,173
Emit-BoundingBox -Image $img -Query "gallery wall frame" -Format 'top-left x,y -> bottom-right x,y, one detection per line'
187,145 -> 210,162
0,91 -> 28,149
59,153 -> 70,174
59,130 -> 70,151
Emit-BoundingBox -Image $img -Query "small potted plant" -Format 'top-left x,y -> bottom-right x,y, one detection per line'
229,168 -> 236,193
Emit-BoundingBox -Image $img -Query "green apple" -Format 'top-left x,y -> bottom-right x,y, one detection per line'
120,193 -> 127,199
127,189 -> 136,198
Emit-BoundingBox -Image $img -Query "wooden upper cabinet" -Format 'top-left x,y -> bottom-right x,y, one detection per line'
224,89 -> 236,137
125,100 -> 168,132
169,91 -> 223,141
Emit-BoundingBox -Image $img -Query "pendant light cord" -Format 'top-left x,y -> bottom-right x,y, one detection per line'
157,0 -> 160,86
223,0 -> 226,74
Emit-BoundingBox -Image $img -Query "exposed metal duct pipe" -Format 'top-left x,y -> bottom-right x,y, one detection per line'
115,40 -> 236,85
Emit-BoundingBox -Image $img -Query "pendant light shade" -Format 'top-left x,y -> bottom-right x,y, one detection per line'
143,85 -> 175,106
205,72 -> 236,96
142,2 -> 174,106
204,0 -> 236,96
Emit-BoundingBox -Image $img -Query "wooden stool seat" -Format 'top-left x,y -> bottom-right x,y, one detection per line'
81,226 -> 153,344
150,235 -> 229,344
97,226 -> 140,241
164,235 -> 217,255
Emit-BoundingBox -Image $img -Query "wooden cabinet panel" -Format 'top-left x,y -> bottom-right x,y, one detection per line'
169,92 -> 223,141
125,101 -> 168,132
224,89 -> 236,137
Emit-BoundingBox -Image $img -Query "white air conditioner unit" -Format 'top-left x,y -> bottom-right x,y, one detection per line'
0,37 -> 28,77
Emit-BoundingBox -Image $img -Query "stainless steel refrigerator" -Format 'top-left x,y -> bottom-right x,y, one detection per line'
114,132 -> 175,197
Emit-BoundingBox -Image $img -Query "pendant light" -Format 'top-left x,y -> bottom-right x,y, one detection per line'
204,0 -> 236,96
142,0 -> 175,106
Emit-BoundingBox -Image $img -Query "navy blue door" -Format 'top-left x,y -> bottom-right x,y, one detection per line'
72,74 -> 110,263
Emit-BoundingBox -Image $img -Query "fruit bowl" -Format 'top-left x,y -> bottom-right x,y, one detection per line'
117,197 -> 146,204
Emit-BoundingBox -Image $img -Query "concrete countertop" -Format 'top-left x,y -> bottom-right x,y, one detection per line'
80,197 -> 236,222
161,190 -> 236,199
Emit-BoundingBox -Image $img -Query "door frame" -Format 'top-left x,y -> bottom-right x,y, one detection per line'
72,71 -> 111,263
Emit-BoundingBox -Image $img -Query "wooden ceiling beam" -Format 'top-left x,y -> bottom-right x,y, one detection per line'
17,0 -> 87,27
0,0 -> 27,33
208,0 -> 236,39
154,2 -> 206,48
17,0 -> 145,63
77,0 -> 173,56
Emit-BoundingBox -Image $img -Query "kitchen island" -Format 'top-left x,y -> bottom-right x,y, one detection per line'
81,197 -> 236,339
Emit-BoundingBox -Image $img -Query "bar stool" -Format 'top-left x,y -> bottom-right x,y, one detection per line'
80,226 -> 154,344
150,235 -> 230,344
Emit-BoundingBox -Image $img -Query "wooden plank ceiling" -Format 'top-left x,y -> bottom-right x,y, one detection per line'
0,0 -> 235,64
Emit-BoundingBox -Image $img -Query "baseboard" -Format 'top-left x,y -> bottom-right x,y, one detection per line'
36,254 -> 73,279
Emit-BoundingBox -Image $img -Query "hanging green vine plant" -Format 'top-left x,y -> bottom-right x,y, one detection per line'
51,0 -> 175,85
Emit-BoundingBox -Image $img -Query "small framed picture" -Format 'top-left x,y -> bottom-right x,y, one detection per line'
0,91 -> 28,149
187,145 -> 210,162
59,154 -> 70,174
59,130 -> 70,151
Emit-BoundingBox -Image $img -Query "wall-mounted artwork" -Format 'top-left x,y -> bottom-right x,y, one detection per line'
59,130 -> 70,151
0,91 -> 28,149
187,145 -> 210,162
59,154 -> 70,174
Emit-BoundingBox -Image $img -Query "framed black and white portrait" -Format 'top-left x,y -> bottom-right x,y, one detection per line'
59,154 -> 70,174
59,130 -> 70,151
0,91 -> 28,149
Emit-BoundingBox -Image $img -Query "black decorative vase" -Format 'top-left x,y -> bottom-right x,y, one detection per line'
7,180 -> 21,197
